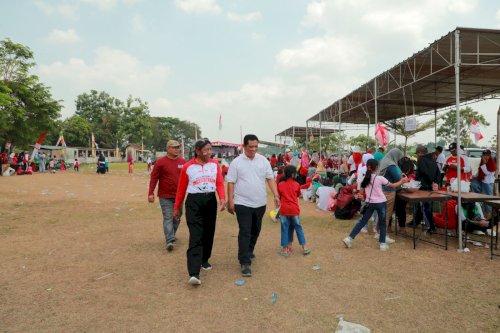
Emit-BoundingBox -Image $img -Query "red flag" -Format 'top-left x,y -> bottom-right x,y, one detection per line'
469,118 -> 483,143
30,131 -> 48,161
375,122 -> 389,146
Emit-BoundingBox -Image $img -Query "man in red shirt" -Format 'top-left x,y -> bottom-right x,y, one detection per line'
444,142 -> 467,183
148,140 -> 186,251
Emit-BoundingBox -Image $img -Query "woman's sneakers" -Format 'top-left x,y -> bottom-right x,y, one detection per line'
188,275 -> 201,286
379,243 -> 389,251
374,233 -> 395,244
343,236 -> 353,248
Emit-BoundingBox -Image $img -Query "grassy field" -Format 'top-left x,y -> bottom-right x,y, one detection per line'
0,167 -> 499,332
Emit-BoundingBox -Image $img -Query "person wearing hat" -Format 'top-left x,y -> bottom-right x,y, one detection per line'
443,143 -> 467,183
414,145 -> 440,233
148,140 -> 186,252
471,149 -> 496,217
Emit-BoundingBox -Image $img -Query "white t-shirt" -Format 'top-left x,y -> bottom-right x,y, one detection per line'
436,152 -> 445,173
226,153 -> 274,208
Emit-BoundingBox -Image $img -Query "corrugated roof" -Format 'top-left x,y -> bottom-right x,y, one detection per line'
308,27 -> 500,124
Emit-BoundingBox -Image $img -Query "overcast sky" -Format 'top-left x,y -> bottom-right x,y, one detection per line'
1,0 -> 500,146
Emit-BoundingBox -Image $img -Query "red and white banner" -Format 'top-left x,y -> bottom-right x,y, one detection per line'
375,122 -> 389,146
469,118 -> 483,143
30,131 -> 48,161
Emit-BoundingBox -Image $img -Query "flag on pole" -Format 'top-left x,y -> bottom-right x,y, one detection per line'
469,118 -> 483,143
218,113 -> 222,130
91,132 -> 96,158
374,122 -> 389,146
30,131 -> 48,161
194,125 -> 198,142
115,141 -> 120,159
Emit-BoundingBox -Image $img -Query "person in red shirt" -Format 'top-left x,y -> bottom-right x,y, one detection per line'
173,138 -> 226,286
443,142 -> 467,183
270,154 -> 278,168
148,140 -> 186,252
277,165 -> 311,256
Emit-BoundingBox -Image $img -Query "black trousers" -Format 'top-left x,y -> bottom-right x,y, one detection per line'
185,193 -> 217,277
235,204 -> 266,265
395,196 -> 408,227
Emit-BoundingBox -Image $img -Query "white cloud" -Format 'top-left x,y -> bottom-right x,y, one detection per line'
34,1 -> 79,20
446,0 -> 478,14
37,47 -> 170,116
46,29 -> 80,44
250,32 -> 264,40
175,0 -> 222,15
131,14 -> 145,32
496,9 -> 500,21
276,35 -> 366,72
80,0 -> 119,11
150,97 -> 173,116
226,11 -> 262,23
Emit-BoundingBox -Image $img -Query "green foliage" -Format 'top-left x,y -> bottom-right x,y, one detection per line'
384,116 -> 441,154
349,134 -> 376,150
0,39 -> 61,149
149,117 -> 200,151
437,106 -> 489,146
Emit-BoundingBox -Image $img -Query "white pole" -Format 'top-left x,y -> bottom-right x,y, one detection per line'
455,29 -> 463,252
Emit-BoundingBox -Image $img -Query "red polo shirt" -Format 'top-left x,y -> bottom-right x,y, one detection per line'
149,155 -> 186,198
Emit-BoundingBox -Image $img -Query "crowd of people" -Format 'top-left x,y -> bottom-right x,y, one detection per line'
0,150 -> 73,176
148,137 -> 498,287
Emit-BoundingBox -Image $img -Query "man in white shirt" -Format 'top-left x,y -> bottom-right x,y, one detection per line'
227,134 -> 280,277
435,146 -> 446,187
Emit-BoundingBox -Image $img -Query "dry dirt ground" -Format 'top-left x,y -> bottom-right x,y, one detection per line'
1,163 -> 499,333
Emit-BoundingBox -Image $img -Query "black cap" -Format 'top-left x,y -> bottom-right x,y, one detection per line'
448,143 -> 457,151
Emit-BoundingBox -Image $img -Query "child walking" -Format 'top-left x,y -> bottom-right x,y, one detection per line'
278,165 -> 311,256
343,159 -> 408,251
74,158 -> 79,172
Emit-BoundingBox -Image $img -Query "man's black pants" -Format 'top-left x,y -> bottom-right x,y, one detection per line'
185,193 -> 217,277
235,204 -> 266,265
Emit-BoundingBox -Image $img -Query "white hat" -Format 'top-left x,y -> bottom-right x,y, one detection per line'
285,148 -> 291,153
352,146 -> 361,153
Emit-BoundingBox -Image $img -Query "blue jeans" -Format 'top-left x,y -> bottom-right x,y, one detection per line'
280,215 -> 306,247
349,202 -> 387,243
159,198 -> 181,244
482,182 -> 494,213
415,202 -> 436,230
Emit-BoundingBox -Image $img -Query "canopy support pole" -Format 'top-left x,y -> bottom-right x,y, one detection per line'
319,113 -> 323,154
455,29 -> 463,252
306,121 -> 309,150
338,102 -> 342,178
434,108 -> 437,146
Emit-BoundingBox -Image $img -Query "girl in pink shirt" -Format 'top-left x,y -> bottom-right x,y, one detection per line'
343,159 -> 408,251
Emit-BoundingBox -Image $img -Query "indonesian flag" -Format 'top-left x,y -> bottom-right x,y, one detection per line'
469,118 -> 483,143
218,113 -> 222,130
30,131 -> 48,161
375,122 -> 389,146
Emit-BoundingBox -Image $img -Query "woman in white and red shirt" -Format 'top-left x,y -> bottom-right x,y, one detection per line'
174,139 -> 226,286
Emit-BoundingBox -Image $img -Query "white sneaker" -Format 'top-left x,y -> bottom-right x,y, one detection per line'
486,229 -> 497,237
380,243 -> 389,251
374,233 -> 395,244
472,230 -> 486,236
385,235 -> 396,244
343,236 -> 353,248
188,276 -> 201,286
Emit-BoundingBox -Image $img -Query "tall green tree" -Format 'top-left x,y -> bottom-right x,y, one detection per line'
120,96 -> 152,146
349,134 -> 376,150
437,106 -> 489,146
75,90 -> 123,148
149,117 -> 200,151
60,115 -> 92,147
0,39 -> 61,149
384,116 -> 442,154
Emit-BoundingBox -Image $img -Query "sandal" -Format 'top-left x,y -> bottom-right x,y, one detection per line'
303,248 -> 311,255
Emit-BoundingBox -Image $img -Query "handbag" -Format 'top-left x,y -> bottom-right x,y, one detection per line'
360,175 -> 377,214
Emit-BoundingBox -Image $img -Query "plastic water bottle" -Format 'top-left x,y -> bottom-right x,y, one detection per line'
271,292 -> 277,304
